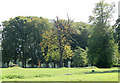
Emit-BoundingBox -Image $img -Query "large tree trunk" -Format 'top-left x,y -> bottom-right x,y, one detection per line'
38,61 -> 41,68
57,61 -> 60,68
45,62 -> 49,68
59,38 -> 64,67
24,59 -> 26,68
20,55 -> 25,68
7,61 -> 9,67
22,59 -> 25,68
14,59 -> 17,64
118,42 -> 120,53
53,63 -> 55,68
31,59 -> 34,68
64,60 -> 68,67
60,50 -> 64,67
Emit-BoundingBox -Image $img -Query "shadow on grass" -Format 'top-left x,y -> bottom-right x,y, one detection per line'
85,70 -> 120,74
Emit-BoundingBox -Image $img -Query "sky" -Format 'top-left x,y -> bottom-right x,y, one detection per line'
0,0 -> 119,25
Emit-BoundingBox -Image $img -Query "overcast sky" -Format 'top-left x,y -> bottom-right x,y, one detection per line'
0,0 -> 119,25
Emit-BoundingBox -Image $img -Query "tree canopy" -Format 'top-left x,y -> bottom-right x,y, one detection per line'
88,0 -> 116,68
1,0 -> 118,68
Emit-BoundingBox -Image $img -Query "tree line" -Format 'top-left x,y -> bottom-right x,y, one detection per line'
1,0 -> 120,68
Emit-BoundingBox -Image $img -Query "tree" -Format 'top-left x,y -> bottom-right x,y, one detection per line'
70,22 -> 91,50
72,47 -> 87,67
114,18 -> 120,64
88,0 -> 115,68
53,17 -> 73,67
40,30 -> 55,67
40,25 -> 73,67
2,19 -> 20,67
2,16 -> 50,68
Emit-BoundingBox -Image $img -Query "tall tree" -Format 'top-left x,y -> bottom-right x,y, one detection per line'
40,26 -> 73,67
2,16 -> 50,67
88,0 -> 115,68
114,18 -> 120,64
2,19 -> 20,67
53,17 -> 73,67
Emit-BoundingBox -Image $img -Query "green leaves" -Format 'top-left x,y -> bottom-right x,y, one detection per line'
89,0 -> 115,25
88,0 -> 115,68
72,47 -> 87,67
2,16 -> 50,67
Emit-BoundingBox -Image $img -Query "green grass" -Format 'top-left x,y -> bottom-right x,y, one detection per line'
1,67 -> 119,81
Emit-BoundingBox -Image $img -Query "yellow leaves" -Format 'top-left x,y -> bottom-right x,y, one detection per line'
58,28 -> 61,30
27,19 -> 32,22
40,42 -> 42,46
88,34 -> 92,38
44,36 -> 48,39
69,57 -> 72,60
45,31 -> 48,34
42,39 -> 45,42
63,38 -> 66,41
64,45 -> 70,50
64,26 -> 68,29
50,29 -> 53,33
65,30 -> 67,33
63,45 -> 73,59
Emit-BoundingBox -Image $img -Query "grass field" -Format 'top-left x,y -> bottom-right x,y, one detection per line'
1,67 -> 119,81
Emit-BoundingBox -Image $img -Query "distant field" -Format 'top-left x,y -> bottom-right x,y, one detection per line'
1,67 -> 119,81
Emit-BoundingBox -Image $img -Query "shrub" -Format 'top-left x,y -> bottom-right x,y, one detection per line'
72,47 -> 87,67
2,75 -> 24,79
35,74 -> 52,78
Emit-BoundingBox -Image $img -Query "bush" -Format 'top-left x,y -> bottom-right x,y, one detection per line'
35,74 -> 52,78
2,75 -> 24,79
71,47 -> 87,67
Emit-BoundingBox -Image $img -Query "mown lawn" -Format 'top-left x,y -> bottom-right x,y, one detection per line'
1,67 -> 119,81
